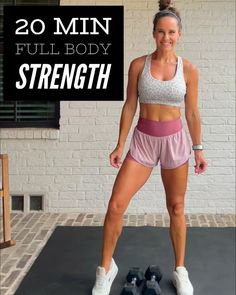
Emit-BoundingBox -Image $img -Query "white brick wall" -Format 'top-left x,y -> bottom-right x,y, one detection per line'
0,0 -> 235,214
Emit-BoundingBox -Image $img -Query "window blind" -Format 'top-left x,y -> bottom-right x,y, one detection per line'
0,0 -> 60,128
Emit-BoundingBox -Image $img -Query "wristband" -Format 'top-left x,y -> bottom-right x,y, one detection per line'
192,144 -> 203,151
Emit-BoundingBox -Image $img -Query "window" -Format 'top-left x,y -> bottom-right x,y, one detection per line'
11,195 -> 24,211
30,195 -> 43,211
0,0 -> 60,128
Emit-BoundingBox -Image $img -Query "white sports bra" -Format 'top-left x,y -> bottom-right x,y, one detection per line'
138,54 -> 186,107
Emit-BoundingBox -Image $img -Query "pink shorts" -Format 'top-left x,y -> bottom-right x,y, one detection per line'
124,117 -> 191,169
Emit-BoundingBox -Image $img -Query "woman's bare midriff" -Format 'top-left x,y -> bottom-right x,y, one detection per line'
139,102 -> 181,122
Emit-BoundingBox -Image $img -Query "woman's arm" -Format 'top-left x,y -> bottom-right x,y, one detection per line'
110,57 -> 142,168
184,61 -> 208,174
116,58 -> 142,149
184,62 -> 202,145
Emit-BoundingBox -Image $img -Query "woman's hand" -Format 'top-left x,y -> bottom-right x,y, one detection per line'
109,145 -> 123,168
194,150 -> 208,174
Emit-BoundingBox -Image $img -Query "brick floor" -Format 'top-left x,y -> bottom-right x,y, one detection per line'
0,212 -> 235,295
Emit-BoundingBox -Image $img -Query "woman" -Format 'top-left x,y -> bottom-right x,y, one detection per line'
92,1 -> 208,294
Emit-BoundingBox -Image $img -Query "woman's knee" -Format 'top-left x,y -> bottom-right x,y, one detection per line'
167,201 -> 185,217
107,197 -> 127,219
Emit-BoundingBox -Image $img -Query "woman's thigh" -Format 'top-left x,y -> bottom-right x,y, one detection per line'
109,158 -> 153,209
161,161 -> 189,207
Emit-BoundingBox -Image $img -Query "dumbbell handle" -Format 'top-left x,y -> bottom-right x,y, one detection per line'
150,275 -> 157,282
130,277 -> 137,285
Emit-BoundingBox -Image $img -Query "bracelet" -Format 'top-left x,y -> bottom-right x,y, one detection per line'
192,144 -> 203,151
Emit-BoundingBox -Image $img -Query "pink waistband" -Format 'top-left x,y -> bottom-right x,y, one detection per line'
137,116 -> 183,137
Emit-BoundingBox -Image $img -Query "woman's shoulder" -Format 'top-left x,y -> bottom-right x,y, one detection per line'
181,57 -> 199,82
182,57 -> 199,73
128,54 -> 149,74
130,54 -> 148,66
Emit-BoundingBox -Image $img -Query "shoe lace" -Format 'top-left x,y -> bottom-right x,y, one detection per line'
96,274 -> 106,287
179,272 -> 189,284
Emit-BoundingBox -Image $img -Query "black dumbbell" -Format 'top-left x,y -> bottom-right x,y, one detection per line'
142,265 -> 162,295
120,267 -> 144,295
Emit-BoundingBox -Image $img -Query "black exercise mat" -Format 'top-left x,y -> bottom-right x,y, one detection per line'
14,227 -> 235,295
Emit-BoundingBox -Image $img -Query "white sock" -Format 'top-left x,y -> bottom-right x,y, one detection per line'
176,266 -> 186,272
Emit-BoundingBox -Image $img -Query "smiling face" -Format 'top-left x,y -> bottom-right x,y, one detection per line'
153,16 -> 181,51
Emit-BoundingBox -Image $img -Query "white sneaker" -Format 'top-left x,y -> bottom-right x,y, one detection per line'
92,258 -> 118,295
172,266 -> 194,295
